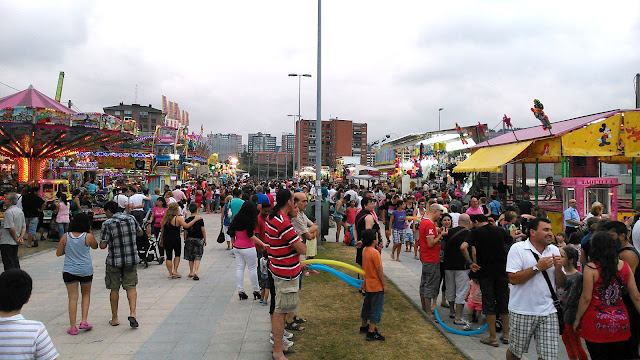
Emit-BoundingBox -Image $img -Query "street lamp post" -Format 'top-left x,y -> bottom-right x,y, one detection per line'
438,108 -> 444,131
288,73 -> 312,178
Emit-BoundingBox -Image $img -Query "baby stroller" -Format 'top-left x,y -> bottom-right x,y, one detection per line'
137,210 -> 163,268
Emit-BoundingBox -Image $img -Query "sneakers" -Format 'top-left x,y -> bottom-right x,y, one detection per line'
359,326 -> 377,334
271,331 -> 293,340
269,334 -> 294,347
365,330 -> 385,341
454,318 -> 472,331
310,270 -> 320,275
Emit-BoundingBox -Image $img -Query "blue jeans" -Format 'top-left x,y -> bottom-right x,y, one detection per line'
214,198 -> 220,211
58,222 -> 69,240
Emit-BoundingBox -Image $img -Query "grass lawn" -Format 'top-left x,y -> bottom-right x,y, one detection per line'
292,242 -> 465,360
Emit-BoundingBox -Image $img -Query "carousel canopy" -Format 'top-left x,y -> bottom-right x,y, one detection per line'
0,85 -> 75,114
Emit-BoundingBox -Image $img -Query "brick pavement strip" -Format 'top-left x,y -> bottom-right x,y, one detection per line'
17,212 -> 272,360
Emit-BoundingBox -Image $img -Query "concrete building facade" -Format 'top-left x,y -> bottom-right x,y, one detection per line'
103,103 -> 163,136
248,132 -> 276,153
207,133 -> 243,161
296,118 -> 367,167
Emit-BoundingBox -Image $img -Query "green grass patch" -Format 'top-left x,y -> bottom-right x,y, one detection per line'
293,242 -> 465,360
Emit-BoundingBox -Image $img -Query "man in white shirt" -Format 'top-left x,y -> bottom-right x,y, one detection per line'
345,184 -> 360,209
505,217 -> 565,360
114,188 -> 129,213
127,187 -> 147,225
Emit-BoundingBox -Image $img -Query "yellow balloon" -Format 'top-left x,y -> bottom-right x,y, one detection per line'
301,259 -> 365,275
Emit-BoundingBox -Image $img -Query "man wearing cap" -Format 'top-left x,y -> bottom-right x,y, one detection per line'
563,199 -> 583,237
417,203 -> 446,319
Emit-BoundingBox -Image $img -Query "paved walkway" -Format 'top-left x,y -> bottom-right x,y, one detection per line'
11,212 -> 574,360
18,212 -> 272,360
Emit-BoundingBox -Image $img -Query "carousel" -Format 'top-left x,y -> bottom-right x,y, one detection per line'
0,86 -> 138,183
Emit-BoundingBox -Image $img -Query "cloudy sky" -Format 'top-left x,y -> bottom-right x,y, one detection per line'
1,0 -> 639,144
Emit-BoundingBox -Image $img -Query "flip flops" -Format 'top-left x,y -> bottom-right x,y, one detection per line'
480,337 -> 499,347
128,316 -> 139,328
108,320 -> 119,326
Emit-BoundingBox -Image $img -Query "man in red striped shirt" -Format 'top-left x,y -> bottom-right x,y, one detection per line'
266,189 -> 306,360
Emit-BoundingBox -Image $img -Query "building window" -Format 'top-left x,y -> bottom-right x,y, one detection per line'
114,111 -> 121,116
140,111 -> 148,118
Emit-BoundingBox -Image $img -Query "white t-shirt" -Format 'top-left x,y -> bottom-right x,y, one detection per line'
328,189 -> 337,202
506,240 -> 562,316
114,194 -> 129,209
345,189 -> 360,208
449,212 -> 460,228
128,193 -> 145,210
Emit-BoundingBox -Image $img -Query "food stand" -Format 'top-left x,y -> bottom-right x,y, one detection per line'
454,109 -> 640,234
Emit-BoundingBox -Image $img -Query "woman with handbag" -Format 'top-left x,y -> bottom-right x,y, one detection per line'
221,195 -> 233,250
574,231 -> 640,360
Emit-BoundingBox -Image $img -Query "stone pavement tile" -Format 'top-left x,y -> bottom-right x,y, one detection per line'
95,355 -> 132,360
114,327 -> 158,342
202,349 -> 239,360
138,341 -> 178,354
237,351 -> 271,360
205,342 -> 244,353
100,341 -> 144,355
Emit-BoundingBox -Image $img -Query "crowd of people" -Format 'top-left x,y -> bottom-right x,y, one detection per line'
5,176 -> 640,360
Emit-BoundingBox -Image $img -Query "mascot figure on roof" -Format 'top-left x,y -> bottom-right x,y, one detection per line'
531,99 -> 551,130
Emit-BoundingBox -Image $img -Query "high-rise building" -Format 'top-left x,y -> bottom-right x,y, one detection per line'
282,133 -> 296,154
103,103 -> 162,136
207,133 -> 242,161
248,132 -> 276,153
296,118 -> 367,167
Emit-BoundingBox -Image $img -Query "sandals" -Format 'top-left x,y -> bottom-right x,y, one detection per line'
292,316 -> 307,324
108,320 -> 119,326
500,336 -> 509,344
128,316 -> 139,328
480,337 -> 499,347
285,321 -> 305,331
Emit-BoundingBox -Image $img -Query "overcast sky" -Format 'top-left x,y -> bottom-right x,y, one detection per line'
1,0 -> 639,145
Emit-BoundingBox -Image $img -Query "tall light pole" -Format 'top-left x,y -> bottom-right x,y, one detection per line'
315,0 -> 322,237
288,73 -> 312,178
438,108 -> 444,131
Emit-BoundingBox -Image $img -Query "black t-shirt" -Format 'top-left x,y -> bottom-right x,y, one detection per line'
518,200 -> 533,216
464,224 -> 510,278
184,217 -> 205,238
443,226 -> 470,270
22,193 -> 45,218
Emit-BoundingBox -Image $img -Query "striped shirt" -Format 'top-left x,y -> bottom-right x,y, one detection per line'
0,314 -> 59,360
266,212 -> 302,279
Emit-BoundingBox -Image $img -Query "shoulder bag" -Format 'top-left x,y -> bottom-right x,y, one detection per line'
530,251 -> 565,335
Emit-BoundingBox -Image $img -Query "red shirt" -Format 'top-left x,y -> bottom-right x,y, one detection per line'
266,212 -> 302,279
418,218 -> 440,263
256,214 -> 268,243
266,193 -> 275,207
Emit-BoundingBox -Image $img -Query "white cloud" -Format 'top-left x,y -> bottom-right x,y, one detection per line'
0,0 -> 638,145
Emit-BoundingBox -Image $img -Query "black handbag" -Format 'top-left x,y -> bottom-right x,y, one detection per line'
530,251 -> 565,335
216,228 -> 225,243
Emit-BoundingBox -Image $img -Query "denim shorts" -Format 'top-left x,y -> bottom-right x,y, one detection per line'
25,217 -> 38,235
361,291 -> 385,324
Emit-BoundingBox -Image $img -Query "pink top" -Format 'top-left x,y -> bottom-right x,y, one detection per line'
346,207 -> 357,224
465,206 -> 483,215
56,202 -> 70,223
153,207 -> 167,228
233,229 -> 255,249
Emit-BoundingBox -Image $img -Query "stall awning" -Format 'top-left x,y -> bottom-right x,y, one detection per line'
453,141 -> 533,173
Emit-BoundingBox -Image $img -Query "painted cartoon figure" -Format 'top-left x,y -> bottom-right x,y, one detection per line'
598,123 -> 612,147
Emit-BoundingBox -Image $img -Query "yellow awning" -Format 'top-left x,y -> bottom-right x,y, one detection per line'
453,141 -> 533,173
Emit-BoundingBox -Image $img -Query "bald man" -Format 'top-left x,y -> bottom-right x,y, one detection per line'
291,192 -> 319,276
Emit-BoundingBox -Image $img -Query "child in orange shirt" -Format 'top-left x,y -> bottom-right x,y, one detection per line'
359,229 -> 387,341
